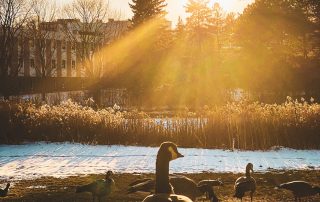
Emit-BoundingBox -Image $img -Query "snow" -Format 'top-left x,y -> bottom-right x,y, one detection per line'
0,143 -> 319,180
27,185 -> 47,189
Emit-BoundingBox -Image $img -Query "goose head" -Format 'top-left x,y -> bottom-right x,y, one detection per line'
106,170 -> 113,179
246,163 -> 254,173
157,142 -> 184,162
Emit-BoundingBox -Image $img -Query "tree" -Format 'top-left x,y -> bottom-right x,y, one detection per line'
176,17 -> 185,32
26,0 -> 58,78
209,3 -> 226,52
298,0 -> 320,58
236,0 -> 313,60
185,0 -> 211,52
232,0 -> 320,91
129,0 -> 167,28
0,0 -> 30,78
63,0 -> 112,78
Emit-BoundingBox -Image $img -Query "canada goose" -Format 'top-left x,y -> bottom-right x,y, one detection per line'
128,175 -> 223,200
76,170 -> 115,202
142,142 -> 192,202
0,183 -> 10,197
234,163 -> 256,201
198,184 -> 219,202
276,181 -> 320,202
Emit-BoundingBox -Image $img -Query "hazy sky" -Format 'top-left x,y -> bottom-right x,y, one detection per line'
56,0 -> 254,24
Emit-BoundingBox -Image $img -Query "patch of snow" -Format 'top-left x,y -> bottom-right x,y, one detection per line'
0,143 -> 319,180
27,185 -> 47,189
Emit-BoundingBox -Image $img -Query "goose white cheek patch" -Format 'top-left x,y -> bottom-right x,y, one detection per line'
168,146 -> 178,160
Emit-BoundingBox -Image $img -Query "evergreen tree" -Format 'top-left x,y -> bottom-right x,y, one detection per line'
176,16 -> 185,35
129,0 -> 167,27
185,0 -> 211,51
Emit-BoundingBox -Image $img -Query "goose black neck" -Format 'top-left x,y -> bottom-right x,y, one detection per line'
245,168 -> 251,178
155,154 -> 171,194
5,184 -> 9,191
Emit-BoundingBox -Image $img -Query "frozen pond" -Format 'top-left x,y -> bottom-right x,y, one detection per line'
0,143 -> 319,180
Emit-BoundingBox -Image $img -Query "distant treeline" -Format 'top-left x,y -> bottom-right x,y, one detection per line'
102,0 -> 320,106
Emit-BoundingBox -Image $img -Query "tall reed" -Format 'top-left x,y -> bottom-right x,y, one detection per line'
1,97 -> 319,150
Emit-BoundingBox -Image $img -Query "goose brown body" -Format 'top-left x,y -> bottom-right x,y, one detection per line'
0,183 -> 10,197
234,163 -> 256,202
129,176 -> 223,200
76,171 -> 115,202
277,181 -> 320,202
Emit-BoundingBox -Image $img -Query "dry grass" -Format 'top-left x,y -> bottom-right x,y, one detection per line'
1,97 -> 320,150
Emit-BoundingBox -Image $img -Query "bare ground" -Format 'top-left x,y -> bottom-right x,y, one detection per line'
0,170 -> 319,202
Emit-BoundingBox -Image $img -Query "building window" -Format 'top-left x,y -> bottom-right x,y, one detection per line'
72,60 -> 76,69
51,60 -> 56,69
30,59 -> 35,68
62,60 -> 66,69
62,41 -> 66,50
71,43 -> 76,51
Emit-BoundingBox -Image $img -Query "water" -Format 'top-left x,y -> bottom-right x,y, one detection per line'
0,143 -> 319,180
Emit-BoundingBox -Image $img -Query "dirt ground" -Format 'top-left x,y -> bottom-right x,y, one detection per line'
0,170 -> 319,202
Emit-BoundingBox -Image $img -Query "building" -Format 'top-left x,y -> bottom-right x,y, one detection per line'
13,18 -> 130,78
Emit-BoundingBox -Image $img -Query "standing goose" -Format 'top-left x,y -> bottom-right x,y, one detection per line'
276,181 -> 320,202
234,163 -> 256,201
0,183 -> 10,197
142,142 -> 192,202
76,170 -> 115,202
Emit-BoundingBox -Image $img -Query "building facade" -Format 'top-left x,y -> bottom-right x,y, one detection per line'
13,18 -> 130,78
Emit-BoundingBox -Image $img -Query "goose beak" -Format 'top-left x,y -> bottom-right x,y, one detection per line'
177,152 -> 184,158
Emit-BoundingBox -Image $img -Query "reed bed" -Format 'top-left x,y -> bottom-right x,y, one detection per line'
0,97 -> 319,150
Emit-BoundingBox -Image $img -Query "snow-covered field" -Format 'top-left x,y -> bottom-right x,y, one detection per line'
0,143 -> 319,180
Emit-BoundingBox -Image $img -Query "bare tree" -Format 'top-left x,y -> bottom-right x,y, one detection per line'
26,0 -> 58,78
0,0 -> 30,78
63,0 -> 114,78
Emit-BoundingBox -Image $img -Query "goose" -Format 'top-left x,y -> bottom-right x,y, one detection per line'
198,184 -> 219,202
276,181 -> 320,202
128,175 -> 223,200
0,183 -> 10,197
76,170 -> 115,202
234,163 -> 256,201
142,142 -> 192,202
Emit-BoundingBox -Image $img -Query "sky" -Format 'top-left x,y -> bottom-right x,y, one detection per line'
56,0 -> 254,25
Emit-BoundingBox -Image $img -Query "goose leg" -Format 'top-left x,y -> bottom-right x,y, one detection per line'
250,191 -> 253,202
